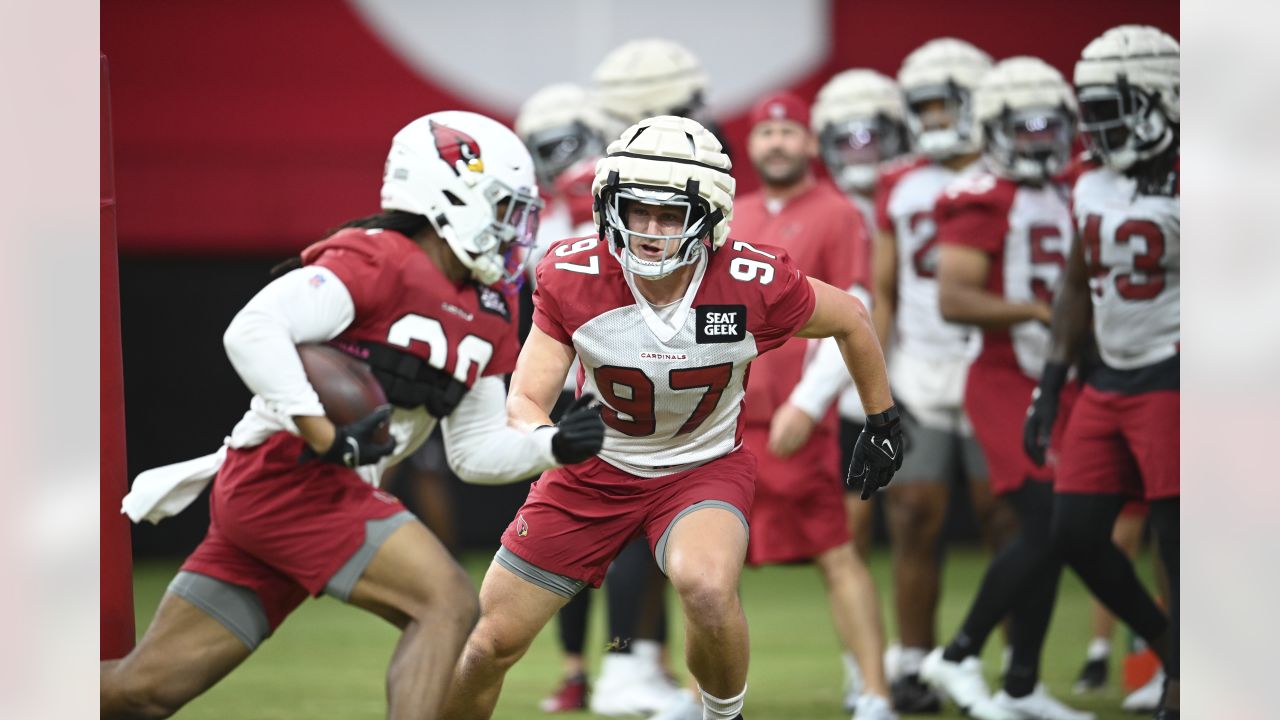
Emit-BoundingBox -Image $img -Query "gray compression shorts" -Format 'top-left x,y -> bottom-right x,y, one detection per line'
894,410 -> 989,485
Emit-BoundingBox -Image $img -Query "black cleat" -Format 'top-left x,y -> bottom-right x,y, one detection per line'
890,673 -> 942,714
1072,656 -> 1109,694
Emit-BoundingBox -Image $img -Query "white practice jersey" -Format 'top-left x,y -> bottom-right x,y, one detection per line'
877,157 -> 982,362
1074,162 -> 1180,370
532,236 -> 816,477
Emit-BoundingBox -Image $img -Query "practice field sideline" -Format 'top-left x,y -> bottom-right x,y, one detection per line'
131,547 -> 1156,719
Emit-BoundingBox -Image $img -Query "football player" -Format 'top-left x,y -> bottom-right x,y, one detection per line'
102,111 -> 606,719
732,91 -> 894,720
1026,25 -> 1181,719
921,57 -> 1094,720
516,83 -> 684,716
869,38 -> 1012,712
440,115 -> 902,720
592,38 -> 733,156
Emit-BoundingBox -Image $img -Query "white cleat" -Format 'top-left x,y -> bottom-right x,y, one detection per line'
920,647 -> 994,713
1121,670 -> 1165,713
852,692 -> 898,720
588,652 -> 684,717
884,642 -> 904,684
842,652 -> 865,713
646,689 -> 702,720
985,684 -> 1097,720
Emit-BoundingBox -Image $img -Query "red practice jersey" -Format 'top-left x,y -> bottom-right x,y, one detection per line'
935,170 -> 1074,380
533,235 -> 816,477
733,181 -> 869,424
301,227 -> 519,390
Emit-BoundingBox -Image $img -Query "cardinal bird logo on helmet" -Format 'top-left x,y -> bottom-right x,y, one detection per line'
430,119 -> 484,175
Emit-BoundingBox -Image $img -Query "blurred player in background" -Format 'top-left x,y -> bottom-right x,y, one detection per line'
733,92 -> 895,720
516,84 -> 684,715
923,57 -> 1094,720
808,67 -> 914,710
102,111 -> 607,719
1024,25 -> 1181,719
592,38 -> 733,157
441,115 -> 903,720
871,38 -> 1010,713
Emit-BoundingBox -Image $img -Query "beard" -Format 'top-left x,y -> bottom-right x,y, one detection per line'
755,153 -> 808,187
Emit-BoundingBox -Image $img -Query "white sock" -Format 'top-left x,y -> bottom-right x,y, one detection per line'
899,646 -> 928,677
1087,637 -> 1111,661
700,685 -> 746,720
842,651 -> 861,676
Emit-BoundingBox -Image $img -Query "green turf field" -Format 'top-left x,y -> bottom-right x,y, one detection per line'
132,547 -> 1156,719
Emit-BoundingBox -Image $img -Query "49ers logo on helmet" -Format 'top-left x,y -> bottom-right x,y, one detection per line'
430,119 -> 484,174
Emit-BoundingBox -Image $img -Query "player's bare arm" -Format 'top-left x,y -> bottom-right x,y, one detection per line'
507,324 -> 578,432
796,276 -> 893,416
937,244 -> 1052,327
871,229 -> 898,346
1045,236 -> 1094,366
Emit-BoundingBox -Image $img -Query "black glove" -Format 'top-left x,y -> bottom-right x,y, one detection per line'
1023,362 -> 1068,467
300,405 -> 396,468
549,393 -> 605,465
847,405 -> 904,500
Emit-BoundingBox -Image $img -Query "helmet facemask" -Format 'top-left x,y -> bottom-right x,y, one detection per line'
1077,79 -> 1173,172
442,171 -> 543,288
526,120 -> 606,189
984,106 -> 1075,183
819,114 -> 907,193
601,181 -> 711,280
905,82 -> 977,159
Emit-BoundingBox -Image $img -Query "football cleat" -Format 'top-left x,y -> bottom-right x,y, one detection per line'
920,647 -> 994,713
890,674 -> 942,714
853,692 -> 899,720
985,684 -> 1097,720
539,673 -> 588,712
588,651 -> 685,716
1121,669 -> 1165,713
1072,657 -> 1109,694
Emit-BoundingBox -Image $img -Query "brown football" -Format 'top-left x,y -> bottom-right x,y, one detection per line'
296,343 -> 392,443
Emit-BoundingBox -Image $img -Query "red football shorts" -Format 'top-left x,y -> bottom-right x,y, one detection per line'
181,432 -> 408,631
1055,386 -> 1180,501
743,423 -> 850,565
500,450 -> 757,588
964,360 -> 1078,496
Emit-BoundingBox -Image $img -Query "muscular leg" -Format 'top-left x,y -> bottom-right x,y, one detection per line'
440,560 -> 570,720
843,492 -> 874,559
663,507 -> 750,704
101,591 -> 253,719
344,520 -> 481,720
885,482 -> 948,651
815,542 -> 890,698
1087,511 -> 1145,656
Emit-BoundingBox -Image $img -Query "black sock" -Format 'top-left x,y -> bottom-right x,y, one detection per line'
1151,498 -> 1179,680
1053,493 -> 1168,643
556,587 -> 591,656
605,538 -> 652,652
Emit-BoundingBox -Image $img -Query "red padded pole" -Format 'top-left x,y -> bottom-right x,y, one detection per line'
101,53 -> 136,659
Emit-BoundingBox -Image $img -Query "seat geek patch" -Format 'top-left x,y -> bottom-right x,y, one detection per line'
695,305 -> 747,343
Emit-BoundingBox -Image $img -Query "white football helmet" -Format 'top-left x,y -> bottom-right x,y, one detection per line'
515,83 -> 610,189
974,56 -> 1077,183
811,69 -> 908,194
898,38 -> 993,159
1074,25 -> 1179,171
381,111 -> 543,286
592,115 -> 734,279
592,39 -> 708,127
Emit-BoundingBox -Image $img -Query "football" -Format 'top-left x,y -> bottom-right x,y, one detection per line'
296,343 -> 392,443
